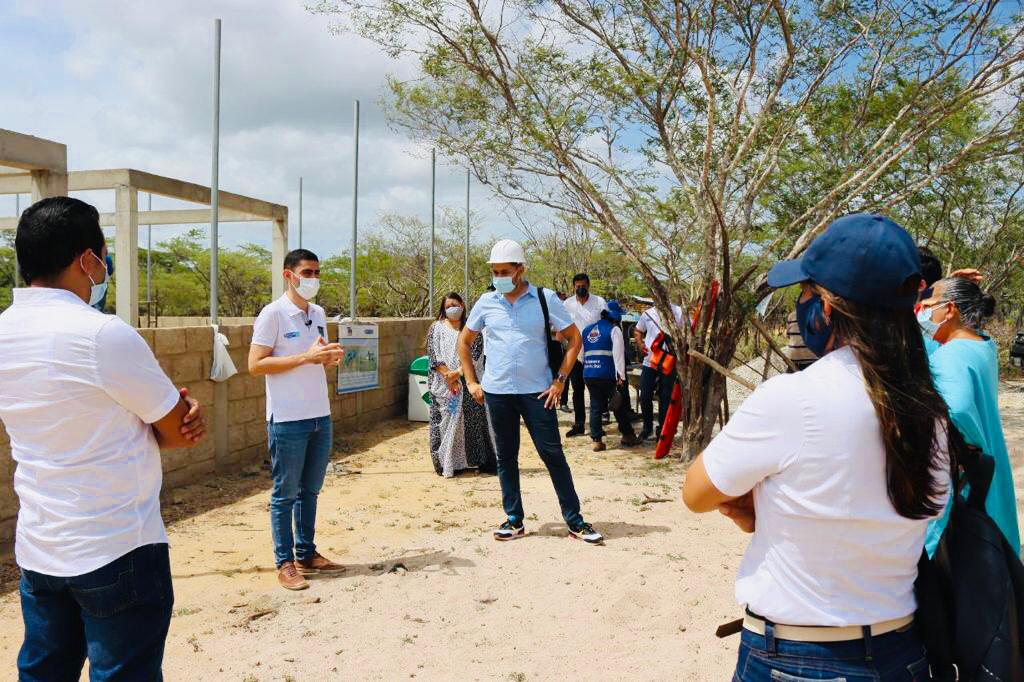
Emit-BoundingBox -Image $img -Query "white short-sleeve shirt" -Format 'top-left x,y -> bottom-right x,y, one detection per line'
0,288 -> 181,577
251,294 -> 331,423
701,345 -> 948,626
635,305 -> 684,368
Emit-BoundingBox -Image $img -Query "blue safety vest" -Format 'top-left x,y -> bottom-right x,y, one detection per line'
582,319 -> 616,380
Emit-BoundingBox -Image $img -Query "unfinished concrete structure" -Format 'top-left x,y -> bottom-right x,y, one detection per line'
0,131 -> 289,326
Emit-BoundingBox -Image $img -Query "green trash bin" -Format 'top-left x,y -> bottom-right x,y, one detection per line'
408,355 -> 431,422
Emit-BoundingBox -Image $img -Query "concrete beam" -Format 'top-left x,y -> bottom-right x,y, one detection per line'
0,209 -> 271,231
30,170 -> 68,202
114,185 -> 139,327
272,211 -> 288,300
0,129 -> 67,173
127,170 -> 285,220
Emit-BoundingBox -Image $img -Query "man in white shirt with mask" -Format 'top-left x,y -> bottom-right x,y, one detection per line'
633,300 -> 685,442
561,273 -> 606,437
0,196 -> 205,681
249,249 -> 346,591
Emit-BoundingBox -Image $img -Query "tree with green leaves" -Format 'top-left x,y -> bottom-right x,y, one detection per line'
314,0 -> 1024,457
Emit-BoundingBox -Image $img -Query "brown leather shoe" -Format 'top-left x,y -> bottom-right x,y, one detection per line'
296,552 -> 347,575
277,561 -> 309,591
592,440 -> 607,452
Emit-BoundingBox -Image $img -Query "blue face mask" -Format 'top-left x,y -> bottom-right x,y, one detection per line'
86,252 -> 109,308
492,276 -> 515,294
795,292 -> 833,357
916,302 -> 949,339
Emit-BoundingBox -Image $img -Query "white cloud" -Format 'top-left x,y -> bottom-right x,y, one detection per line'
0,0 -> 528,256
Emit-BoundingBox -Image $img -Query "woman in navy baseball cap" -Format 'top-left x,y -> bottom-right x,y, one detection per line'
684,214 -> 952,681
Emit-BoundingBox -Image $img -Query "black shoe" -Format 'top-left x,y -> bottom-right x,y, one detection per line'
643,430 -> 659,443
566,426 -> 586,437
638,429 -> 653,442
493,519 -> 525,541
568,522 -> 604,544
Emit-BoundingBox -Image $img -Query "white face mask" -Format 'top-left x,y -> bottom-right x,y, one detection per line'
445,306 -> 463,320
294,277 -> 320,300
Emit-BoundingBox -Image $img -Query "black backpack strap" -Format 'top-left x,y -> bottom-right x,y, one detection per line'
538,286 -> 552,363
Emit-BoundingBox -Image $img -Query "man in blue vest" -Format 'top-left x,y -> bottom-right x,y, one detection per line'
582,300 -> 640,451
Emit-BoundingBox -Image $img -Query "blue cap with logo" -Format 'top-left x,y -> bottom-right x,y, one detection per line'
767,214 -> 921,308
605,300 -> 623,322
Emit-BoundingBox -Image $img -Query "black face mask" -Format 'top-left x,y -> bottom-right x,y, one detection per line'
575,286 -> 589,299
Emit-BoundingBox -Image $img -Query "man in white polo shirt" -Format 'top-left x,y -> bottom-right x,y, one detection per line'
633,300 -> 685,441
249,249 -> 345,591
0,197 -> 205,681
561,273 -> 606,437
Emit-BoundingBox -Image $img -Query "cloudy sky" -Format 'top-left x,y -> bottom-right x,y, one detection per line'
0,0 -> 525,255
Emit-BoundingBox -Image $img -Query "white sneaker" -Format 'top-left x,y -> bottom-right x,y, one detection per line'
493,519 -> 526,541
568,522 -> 604,545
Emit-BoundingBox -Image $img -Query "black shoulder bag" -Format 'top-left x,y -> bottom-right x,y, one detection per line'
537,286 -> 565,381
915,424 -> 1024,681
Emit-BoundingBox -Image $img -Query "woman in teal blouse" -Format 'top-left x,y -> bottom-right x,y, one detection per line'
919,277 -> 1020,555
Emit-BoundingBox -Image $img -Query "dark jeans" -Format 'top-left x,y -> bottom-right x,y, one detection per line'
269,415 -> 333,567
18,543 -> 174,682
585,379 -> 635,441
733,625 -> 929,681
568,361 -> 586,428
484,392 -> 584,527
639,365 -> 675,433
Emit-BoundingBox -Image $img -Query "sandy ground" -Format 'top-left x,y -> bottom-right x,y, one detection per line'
0,377 -> 1019,681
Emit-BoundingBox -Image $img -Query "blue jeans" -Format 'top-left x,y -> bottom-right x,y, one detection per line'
733,624 -> 929,681
268,415 -> 333,567
483,393 -> 584,527
18,543 -> 173,682
639,365 -> 675,433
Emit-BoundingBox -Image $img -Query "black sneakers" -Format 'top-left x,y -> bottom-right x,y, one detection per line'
565,426 -> 586,437
493,519 -> 526,541
568,522 -> 604,545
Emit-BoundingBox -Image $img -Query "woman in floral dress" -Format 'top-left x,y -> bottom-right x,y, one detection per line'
426,292 -> 497,477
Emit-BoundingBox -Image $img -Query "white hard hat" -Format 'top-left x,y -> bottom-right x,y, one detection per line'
487,239 -> 526,264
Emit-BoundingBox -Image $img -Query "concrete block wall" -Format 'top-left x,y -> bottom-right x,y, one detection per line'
0,318 -> 432,545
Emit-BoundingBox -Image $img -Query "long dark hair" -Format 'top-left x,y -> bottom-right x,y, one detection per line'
820,284 -> 950,519
436,292 -> 467,326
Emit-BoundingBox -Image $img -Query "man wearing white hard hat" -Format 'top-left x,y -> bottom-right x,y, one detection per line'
457,239 -> 604,544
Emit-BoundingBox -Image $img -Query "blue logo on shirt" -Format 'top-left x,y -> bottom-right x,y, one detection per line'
284,331 -> 301,339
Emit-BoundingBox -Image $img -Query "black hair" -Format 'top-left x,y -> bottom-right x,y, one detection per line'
436,291 -> 467,326
16,197 -> 104,285
938,277 -> 997,332
918,247 -> 943,287
572,273 -> 590,286
284,248 -> 319,270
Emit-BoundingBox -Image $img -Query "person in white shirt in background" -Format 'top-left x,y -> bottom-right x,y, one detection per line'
683,214 -> 950,681
632,300 -> 684,442
561,273 -> 606,438
249,249 -> 346,591
0,197 -> 205,681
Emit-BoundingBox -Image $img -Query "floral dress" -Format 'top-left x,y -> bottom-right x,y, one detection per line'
426,321 -> 497,477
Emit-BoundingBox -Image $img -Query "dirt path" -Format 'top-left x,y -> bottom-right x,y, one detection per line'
0,381 -> 1019,681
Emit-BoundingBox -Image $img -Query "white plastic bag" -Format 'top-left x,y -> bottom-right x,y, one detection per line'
210,325 -> 238,383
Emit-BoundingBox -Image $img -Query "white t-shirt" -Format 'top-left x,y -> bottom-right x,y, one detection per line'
702,346 -> 948,626
252,294 -> 331,423
0,288 -> 180,577
635,305 -> 684,368
563,294 -> 606,364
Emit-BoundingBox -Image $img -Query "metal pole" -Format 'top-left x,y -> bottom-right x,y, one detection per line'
429,148 -> 435,310
13,194 -> 20,288
349,100 -> 359,320
298,176 -> 303,249
146,192 -> 152,327
209,18 -> 222,325
464,168 -> 470,303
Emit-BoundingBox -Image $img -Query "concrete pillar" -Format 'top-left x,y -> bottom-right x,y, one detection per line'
272,212 -> 288,300
29,170 -> 68,201
114,185 -> 139,326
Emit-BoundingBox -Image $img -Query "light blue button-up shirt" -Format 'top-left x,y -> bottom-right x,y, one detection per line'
466,283 -> 574,395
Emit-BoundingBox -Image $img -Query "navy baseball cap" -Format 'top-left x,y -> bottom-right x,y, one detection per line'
767,214 -> 922,308
606,300 -> 623,322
